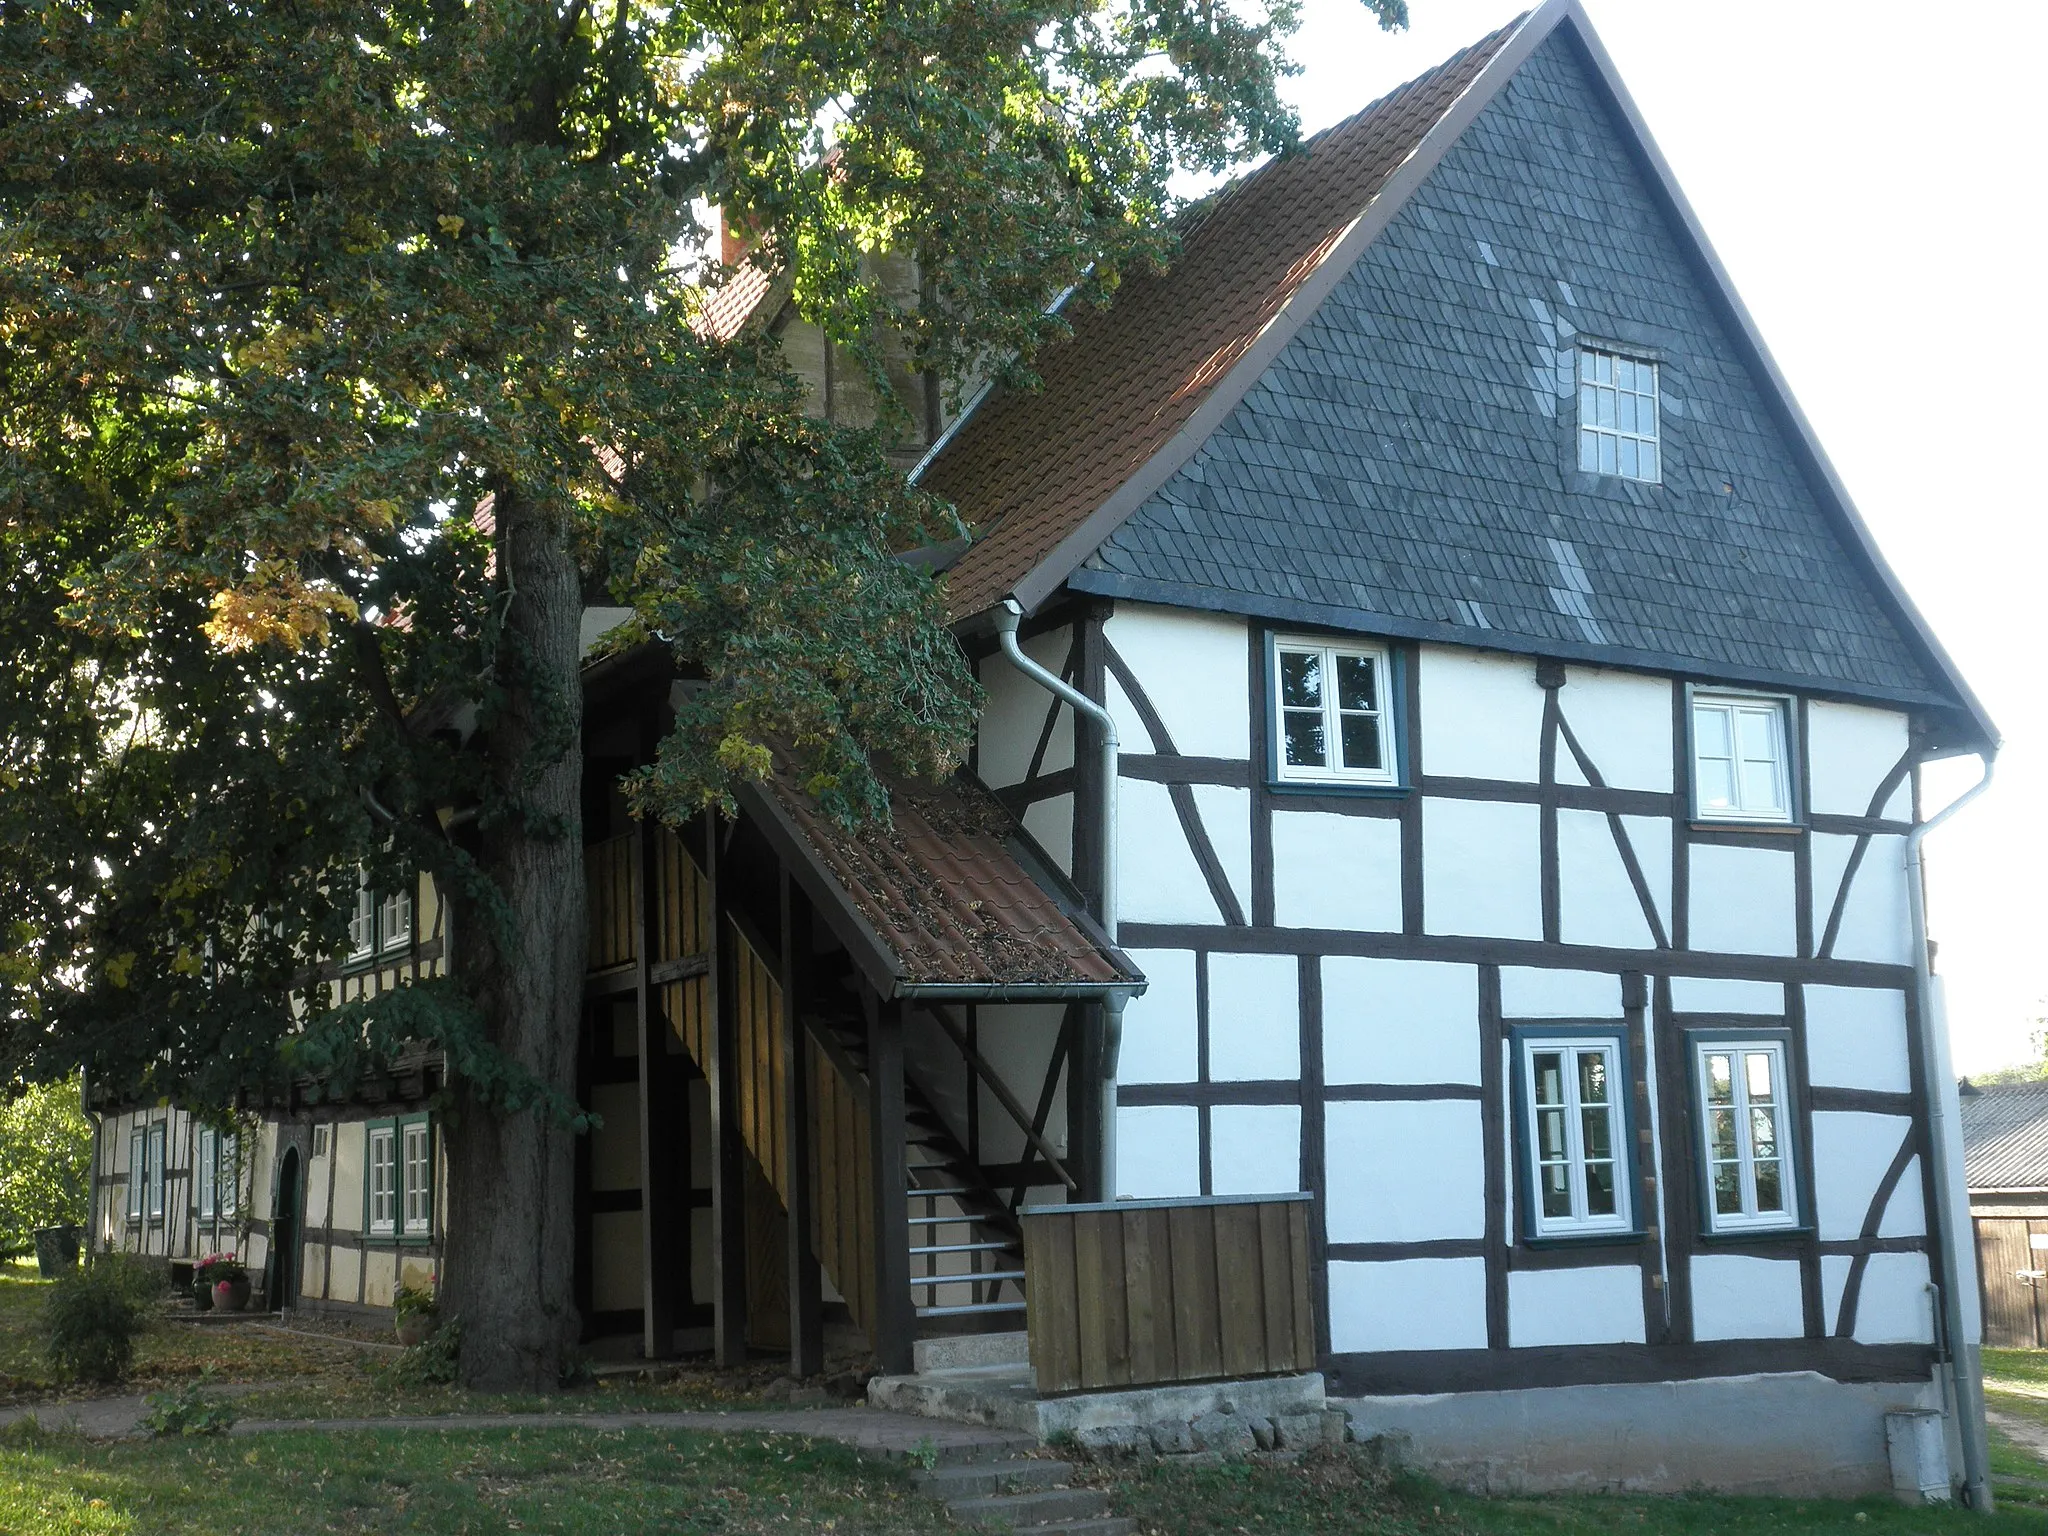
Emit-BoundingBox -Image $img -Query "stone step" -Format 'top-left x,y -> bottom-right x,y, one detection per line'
947,1486 -> 1114,1528
912,1457 -> 1075,1499
896,1433 -> 1040,1468
913,1329 -> 1030,1374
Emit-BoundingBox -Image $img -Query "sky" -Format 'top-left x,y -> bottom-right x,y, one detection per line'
1265,0 -> 2046,1073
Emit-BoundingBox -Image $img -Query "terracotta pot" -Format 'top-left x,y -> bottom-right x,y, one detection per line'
212,1276 -> 251,1313
192,1279 -> 215,1311
395,1313 -> 434,1347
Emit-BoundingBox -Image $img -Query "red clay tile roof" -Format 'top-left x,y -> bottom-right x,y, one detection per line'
695,261 -> 784,344
925,19 -> 1523,620
746,761 -> 1136,993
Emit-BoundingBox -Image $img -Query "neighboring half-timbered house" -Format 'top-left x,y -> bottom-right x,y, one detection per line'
90,0 -> 1997,1496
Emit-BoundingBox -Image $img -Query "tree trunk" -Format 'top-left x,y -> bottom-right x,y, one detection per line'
441,490 -> 586,1391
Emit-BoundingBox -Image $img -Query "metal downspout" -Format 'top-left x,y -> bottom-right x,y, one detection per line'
1907,752 -> 1995,1510
992,599 -> 1128,1200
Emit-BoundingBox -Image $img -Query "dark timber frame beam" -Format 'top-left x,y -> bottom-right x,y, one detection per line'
707,811 -> 748,1367
780,871 -> 825,1376
867,994 -> 915,1375
634,716 -> 688,1360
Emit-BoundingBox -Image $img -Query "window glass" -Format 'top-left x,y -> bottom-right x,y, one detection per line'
1578,348 -> 1660,483
402,1122 -> 432,1235
1695,1040 -> 1796,1232
219,1134 -> 238,1218
1692,695 -> 1791,822
197,1127 -> 216,1220
146,1125 -> 166,1219
1519,1037 -> 1630,1238
381,886 -> 413,951
368,1127 -> 398,1234
1273,640 -> 1396,786
127,1131 -> 146,1220
348,877 -> 376,958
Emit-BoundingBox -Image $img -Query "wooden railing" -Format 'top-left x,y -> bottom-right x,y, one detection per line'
1022,1193 -> 1316,1395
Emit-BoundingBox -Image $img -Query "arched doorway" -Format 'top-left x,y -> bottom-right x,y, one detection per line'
270,1147 -> 301,1312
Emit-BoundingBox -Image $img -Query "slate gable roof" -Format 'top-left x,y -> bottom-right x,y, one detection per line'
1961,1081 -> 2048,1192
927,0 -> 1992,748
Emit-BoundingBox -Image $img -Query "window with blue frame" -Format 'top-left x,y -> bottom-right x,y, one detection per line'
1513,1030 -> 1635,1240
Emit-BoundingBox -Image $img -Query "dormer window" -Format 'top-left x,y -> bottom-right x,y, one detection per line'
1578,348 -> 1660,483
1271,636 -> 1397,787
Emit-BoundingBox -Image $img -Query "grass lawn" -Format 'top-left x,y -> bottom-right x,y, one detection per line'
8,1263 -> 2048,1533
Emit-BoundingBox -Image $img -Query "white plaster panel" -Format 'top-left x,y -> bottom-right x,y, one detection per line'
327,1245 -> 361,1305
1208,951 -> 1301,1081
1117,949 -> 1198,1084
1417,647 -> 1546,782
1103,603 -> 1249,759
588,1083 -> 642,1192
1620,815 -> 1672,935
362,1248 -> 398,1310
976,627 -> 1073,787
1812,1112 -> 1923,1242
1689,1253 -> 1805,1340
1806,700 -> 1911,819
1120,779 -> 1223,925
1210,1105 -> 1302,1196
1557,808 -> 1657,950
1423,798 -> 1541,940
1507,1265 -> 1647,1348
591,1211 -> 643,1313
1556,668 -> 1674,793
1191,784 -> 1253,922
1803,986 -> 1911,1094
1328,1258 -> 1490,1354
1324,1100 -> 1485,1243
1115,1105 -> 1201,1199
1321,957 -> 1480,1085
1810,834 -> 1910,966
1271,810 -> 1403,931
1021,793 -> 1074,876
1845,1252 -> 1936,1345
1499,967 -> 1621,1019
973,1003 -> 1070,1162
1686,842 -> 1796,957
1669,977 -> 1784,1014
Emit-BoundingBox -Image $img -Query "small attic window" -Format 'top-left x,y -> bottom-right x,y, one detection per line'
1578,349 -> 1660,482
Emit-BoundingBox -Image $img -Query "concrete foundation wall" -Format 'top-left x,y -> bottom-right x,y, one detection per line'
1338,1371 -> 1943,1497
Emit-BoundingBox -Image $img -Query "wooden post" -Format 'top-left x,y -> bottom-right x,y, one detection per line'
867,995 -> 915,1375
635,802 -> 687,1359
1068,1003 -> 1106,1204
780,873 -> 825,1377
706,811 -> 748,1367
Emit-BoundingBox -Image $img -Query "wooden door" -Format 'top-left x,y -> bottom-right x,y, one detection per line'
1975,1216 -> 2046,1349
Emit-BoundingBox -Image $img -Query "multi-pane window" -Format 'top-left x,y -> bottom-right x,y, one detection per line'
402,1121 -> 432,1236
197,1127 -> 217,1220
1578,348 -> 1660,482
218,1134 -> 238,1218
1273,638 -> 1396,786
146,1124 -> 166,1220
380,885 -> 413,952
126,1129 -> 149,1220
1695,1039 -> 1798,1233
1691,694 -> 1793,823
367,1126 -> 399,1235
347,878 -> 377,959
1518,1036 -> 1632,1238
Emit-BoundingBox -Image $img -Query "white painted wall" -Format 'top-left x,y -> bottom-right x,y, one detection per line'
1418,648 -> 1546,782
1811,1112 -> 1924,1241
1115,1105 -> 1201,1199
1119,779 -> 1227,925
970,1003 -> 1071,1163
1117,948 -> 1198,1084
1686,843 -> 1797,957
1207,951 -> 1301,1080
1810,833 -> 1909,965
976,625 -> 1073,787
1328,1258 -> 1490,1353
1508,1266 -> 1647,1347
1104,603 -> 1250,759
1556,669 -> 1674,793
1805,700 -> 1911,820
1804,986 -> 1911,1093
1690,1253 -> 1805,1340
1820,1252 -> 1936,1345
1499,967 -> 1621,1019
1423,798 -> 1541,940
1210,1105 -> 1302,1195
1322,958 -> 1480,1085
1192,784 -> 1254,918
1556,808 -> 1658,950
1271,811 -> 1402,931
1325,1100 -> 1485,1242
1669,977 -> 1784,1014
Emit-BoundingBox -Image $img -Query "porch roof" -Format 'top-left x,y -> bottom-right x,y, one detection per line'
737,762 -> 1142,1002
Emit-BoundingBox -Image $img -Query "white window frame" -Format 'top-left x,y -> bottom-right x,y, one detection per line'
313,1125 -> 331,1159
146,1124 -> 166,1220
218,1133 -> 239,1219
1517,1034 -> 1633,1239
347,874 -> 376,959
402,1121 -> 432,1236
1690,691 -> 1795,824
380,883 -> 413,953
1271,636 -> 1398,787
367,1125 -> 398,1236
1693,1037 -> 1799,1234
1577,347 -> 1661,483
197,1126 -> 217,1220
127,1129 -> 146,1220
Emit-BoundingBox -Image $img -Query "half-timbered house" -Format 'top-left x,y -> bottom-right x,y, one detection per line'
89,0 -> 1997,1497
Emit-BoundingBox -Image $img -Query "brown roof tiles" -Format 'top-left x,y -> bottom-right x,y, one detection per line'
925,20 -> 1522,620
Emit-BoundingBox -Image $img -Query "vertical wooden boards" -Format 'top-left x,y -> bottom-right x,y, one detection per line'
584,834 -> 637,971
1024,1195 -> 1316,1394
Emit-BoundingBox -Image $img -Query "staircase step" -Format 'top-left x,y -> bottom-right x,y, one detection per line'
948,1487 -> 1113,1529
909,1241 -> 1018,1256
910,1269 -> 1025,1288
909,1214 -> 979,1226
907,1186 -> 973,1198
913,1329 -> 1029,1373
917,1299 -> 1029,1318
913,1458 -> 1075,1500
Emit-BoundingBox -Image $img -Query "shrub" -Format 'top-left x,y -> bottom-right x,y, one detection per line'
142,1372 -> 237,1436
0,1081 -> 92,1257
43,1253 -> 161,1383
395,1315 -> 462,1386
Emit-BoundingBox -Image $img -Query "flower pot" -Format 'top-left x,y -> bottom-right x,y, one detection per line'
395,1313 -> 434,1347
212,1276 -> 251,1313
32,1226 -> 80,1278
192,1279 -> 215,1311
